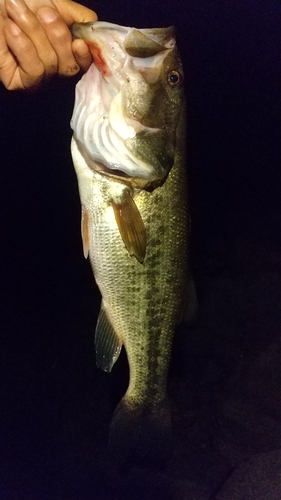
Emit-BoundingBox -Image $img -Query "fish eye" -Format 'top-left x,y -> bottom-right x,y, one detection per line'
167,70 -> 181,87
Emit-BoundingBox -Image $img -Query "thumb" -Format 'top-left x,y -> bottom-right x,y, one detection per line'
53,1 -> 98,25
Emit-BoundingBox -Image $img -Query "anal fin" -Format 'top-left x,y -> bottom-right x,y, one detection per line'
95,304 -> 122,372
111,191 -> 146,264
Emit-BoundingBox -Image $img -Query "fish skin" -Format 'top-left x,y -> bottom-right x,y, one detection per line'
70,22 -> 194,462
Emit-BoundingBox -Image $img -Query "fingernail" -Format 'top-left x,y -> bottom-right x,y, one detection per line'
37,6 -> 58,23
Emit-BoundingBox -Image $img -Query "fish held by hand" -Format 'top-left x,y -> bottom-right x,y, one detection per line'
70,21 -> 197,465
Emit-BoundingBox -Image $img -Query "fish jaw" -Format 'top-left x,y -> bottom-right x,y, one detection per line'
70,21 -> 185,187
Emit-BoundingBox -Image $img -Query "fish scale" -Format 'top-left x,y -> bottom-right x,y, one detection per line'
72,110 -> 188,404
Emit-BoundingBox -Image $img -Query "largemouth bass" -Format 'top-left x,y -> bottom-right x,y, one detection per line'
70,21 -> 195,462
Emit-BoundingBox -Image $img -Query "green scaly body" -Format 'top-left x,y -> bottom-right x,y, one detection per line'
71,105 -> 189,409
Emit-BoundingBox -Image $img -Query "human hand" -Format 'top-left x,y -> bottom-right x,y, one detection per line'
0,0 -> 97,90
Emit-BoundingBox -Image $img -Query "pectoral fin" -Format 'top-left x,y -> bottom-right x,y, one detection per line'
81,206 -> 89,259
112,191 -> 146,264
95,304 -> 122,372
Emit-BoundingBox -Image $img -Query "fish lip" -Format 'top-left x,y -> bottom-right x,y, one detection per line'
91,161 -> 168,191
70,20 -> 175,32
93,161 -> 167,191
125,117 -> 162,134
94,160 -> 131,179
70,21 -> 129,39
75,137 -> 131,179
70,22 -> 176,49
74,137 -> 165,190
86,21 -> 129,33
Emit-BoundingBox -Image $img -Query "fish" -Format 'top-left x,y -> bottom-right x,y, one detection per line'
70,21 -> 197,463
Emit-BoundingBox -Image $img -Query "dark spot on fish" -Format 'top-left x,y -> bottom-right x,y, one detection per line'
154,245 -> 161,257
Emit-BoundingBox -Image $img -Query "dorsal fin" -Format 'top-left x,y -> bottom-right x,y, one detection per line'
111,191 -> 146,264
95,304 -> 122,372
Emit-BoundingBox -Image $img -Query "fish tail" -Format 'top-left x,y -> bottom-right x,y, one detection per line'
109,396 -> 172,467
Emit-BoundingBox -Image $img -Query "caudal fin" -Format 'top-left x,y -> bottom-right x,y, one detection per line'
108,396 -> 172,468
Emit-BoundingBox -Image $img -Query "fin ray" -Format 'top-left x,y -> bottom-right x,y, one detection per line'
112,191 -> 146,263
109,396 -> 172,467
81,206 -> 89,259
95,304 -> 122,372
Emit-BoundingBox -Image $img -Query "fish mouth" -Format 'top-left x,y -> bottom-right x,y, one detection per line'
70,21 -> 180,186
93,160 -> 131,180
71,21 -> 175,82
71,62 -> 175,184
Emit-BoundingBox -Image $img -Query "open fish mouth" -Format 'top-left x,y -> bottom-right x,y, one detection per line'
71,21 -> 176,74
70,21 -> 184,187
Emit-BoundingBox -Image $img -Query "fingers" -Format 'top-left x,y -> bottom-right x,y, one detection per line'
0,14 -> 44,89
0,0 -> 98,90
5,0 -> 79,77
72,38 -> 92,73
27,0 -> 98,74
53,0 -> 98,25
51,0 -> 98,73
37,6 -> 79,76
5,0 -> 57,77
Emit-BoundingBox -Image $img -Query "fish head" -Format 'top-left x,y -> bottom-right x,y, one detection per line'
71,22 -> 185,190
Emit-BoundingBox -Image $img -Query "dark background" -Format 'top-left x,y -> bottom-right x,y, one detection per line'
1,1 -> 281,499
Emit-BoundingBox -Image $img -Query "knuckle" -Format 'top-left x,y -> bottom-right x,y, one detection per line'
45,59 -> 58,76
49,25 -> 70,44
18,10 -> 40,30
24,75 -> 44,90
37,50 -> 58,76
26,61 -> 45,82
34,64 -> 46,80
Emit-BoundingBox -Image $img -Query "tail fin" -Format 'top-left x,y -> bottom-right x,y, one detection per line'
108,396 -> 172,468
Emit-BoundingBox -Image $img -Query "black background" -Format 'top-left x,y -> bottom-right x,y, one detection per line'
1,1 -> 281,499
